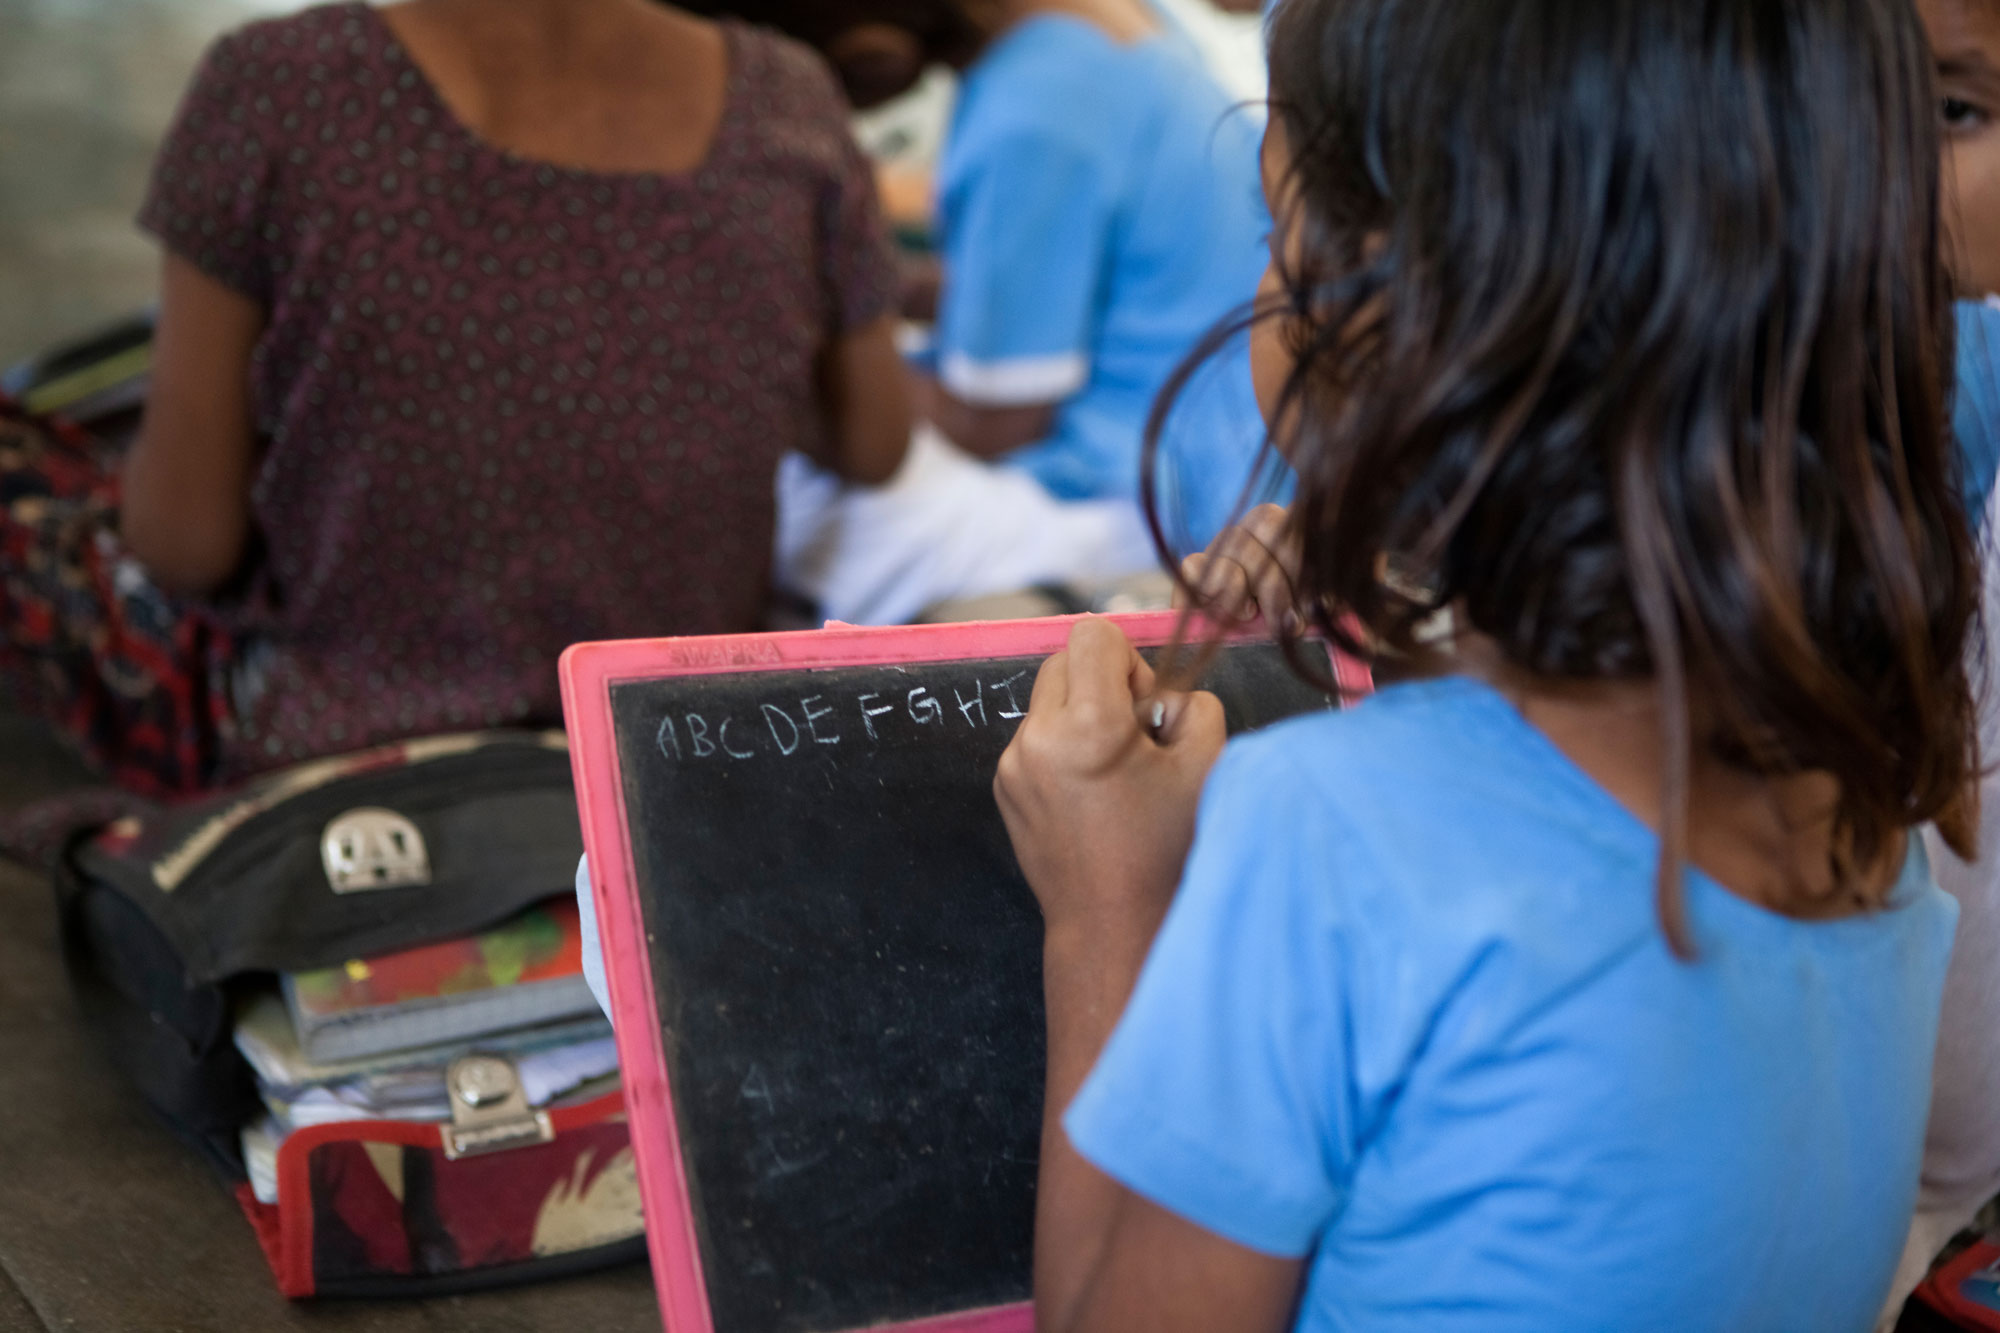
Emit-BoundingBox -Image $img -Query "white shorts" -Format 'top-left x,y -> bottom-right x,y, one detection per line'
773,425 -> 1161,626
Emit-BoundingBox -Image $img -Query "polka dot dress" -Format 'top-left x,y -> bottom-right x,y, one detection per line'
138,3 -> 896,774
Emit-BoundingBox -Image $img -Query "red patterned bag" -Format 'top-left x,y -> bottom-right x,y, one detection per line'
239,1093 -> 640,1299
55,731 -> 647,1297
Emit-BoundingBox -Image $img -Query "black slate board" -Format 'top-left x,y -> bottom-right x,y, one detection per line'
607,643 -> 1335,1333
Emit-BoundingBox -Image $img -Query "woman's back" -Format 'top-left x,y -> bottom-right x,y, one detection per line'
375,0 -> 728,178
138,3 -> 896,768
1066,676 -> 1958,1331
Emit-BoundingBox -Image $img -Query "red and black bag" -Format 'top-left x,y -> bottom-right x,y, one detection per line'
1914,1235 -> 2000,1331
53,730 -> 646,1299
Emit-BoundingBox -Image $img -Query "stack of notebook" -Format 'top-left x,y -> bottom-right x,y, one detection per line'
234,898 -> 617,1202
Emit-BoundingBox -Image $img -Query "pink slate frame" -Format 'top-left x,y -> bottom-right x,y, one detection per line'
559,612 -> 1371,1333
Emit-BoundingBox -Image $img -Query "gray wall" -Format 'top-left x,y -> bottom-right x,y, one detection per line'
0,0 -> 306,367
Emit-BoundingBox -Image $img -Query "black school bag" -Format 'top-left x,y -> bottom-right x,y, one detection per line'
54,730 -> 646,1298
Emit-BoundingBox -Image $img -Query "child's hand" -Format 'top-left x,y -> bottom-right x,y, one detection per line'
995,619 -> 1227,950
1178,503 -> 1303,628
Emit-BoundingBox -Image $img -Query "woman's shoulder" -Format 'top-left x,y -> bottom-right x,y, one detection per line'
201,2 -> 380,80
718,20 -> 871,170
722,21 -> 852,132
143,1 -> 385,267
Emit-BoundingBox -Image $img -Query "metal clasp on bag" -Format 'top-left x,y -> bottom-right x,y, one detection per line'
441,1055 -> 554,1160
321,808 -> 431,893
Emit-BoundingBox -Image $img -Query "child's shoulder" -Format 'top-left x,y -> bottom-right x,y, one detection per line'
1208,674 -> 1627,914
982,13 -> 1133,72
955,17 -> 1157,147
1222,673 -> 1533,798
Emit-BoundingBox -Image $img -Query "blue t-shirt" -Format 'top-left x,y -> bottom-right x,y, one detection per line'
1066,676 -> 1957,1332
936,15 -> 1270,548
1956,300 -> 2000,529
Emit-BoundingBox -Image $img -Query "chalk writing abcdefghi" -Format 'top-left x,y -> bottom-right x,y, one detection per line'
655,666 -> 1036,765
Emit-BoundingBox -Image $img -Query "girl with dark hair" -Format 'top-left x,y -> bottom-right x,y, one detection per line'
994,0 -> 1981,1328
1877,2 -> 2000,1315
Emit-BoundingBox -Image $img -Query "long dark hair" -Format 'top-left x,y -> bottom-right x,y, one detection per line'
1163,0 -> 1981,948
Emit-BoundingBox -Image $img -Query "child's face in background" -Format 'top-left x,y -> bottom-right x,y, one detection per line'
1921,0 -> 2000,296
1247,120 -> 1380,456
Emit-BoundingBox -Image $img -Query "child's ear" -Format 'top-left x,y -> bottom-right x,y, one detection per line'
825,24 -> 927,109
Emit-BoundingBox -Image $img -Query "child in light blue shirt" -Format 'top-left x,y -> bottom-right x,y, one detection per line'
992,0 -> 1980,1329
1060,683 -> 1951,1331
1957,300 -> 2000,527
694,0 -> 1275,552
934,13 -> 1270,547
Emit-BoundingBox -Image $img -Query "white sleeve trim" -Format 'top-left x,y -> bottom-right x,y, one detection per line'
939,350 -> 1089,407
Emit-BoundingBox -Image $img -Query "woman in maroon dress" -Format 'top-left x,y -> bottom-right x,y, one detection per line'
0,0 -> 909,792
